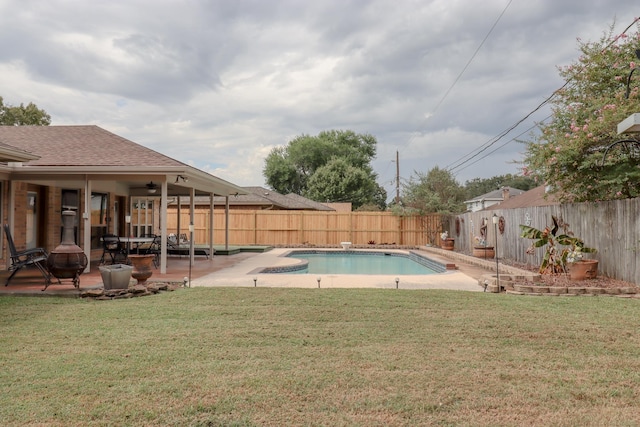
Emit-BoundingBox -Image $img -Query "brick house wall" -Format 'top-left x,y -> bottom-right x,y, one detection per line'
1,182 -> 114,271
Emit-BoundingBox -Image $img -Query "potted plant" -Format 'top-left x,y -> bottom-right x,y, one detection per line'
520,215 -> 597,278
472,217 -> 494,258
472,235 -> 495,259
565,243 -> 599,281
440,231 -> 455,250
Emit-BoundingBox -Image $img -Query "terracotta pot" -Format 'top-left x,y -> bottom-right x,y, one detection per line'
473,246 -> 495,259
568,259 -> 598,281
128,254 -> 155,285
441,238 -> 455,251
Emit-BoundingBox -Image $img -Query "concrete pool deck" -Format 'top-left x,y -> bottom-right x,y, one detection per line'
191,247 -> 490,291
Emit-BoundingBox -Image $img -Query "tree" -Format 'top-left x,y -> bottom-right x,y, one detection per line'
263,130 -> 386,209
401,167 -> 466,214
305,158 -> 385,209
0,96 -> 51,126
522,22 -> 640,203
464,174 -> 536,199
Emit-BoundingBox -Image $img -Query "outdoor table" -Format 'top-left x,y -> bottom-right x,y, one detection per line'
118,236 -> 154,256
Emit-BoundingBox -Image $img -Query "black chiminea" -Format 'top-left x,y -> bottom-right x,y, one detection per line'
47,210 -> 88,288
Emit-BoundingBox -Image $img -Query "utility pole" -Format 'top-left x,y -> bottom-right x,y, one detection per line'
395,150 -> 400,204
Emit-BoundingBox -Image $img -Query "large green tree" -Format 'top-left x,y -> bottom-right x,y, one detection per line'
401,167 -> 466,214
0,96 -> 51,126
522,22 -> 640,202
263,130 -> 386,210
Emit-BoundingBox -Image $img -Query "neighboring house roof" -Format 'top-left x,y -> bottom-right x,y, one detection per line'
284,193 -> 334,211
464,186 -> 525,204
493,185 -> 559,209
172,186 -> 335,211
238,186 -> 314,209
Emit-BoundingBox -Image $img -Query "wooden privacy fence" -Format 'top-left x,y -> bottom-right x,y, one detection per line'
448,198 -> 640,285
166,209 -> 443,247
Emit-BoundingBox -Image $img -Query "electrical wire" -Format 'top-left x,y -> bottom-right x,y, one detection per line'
451,115 -> 552,175
428,0 -> 513,120
404,0 -> 513,150
444,17 -> 640,173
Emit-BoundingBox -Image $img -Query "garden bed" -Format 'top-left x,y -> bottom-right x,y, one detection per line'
480,261 -> 640,296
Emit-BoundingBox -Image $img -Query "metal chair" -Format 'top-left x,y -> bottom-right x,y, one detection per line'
141,234 -> 161,268
99,234 -> 127,265
3,224 -> 54,287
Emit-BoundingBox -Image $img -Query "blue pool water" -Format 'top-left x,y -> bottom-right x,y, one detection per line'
266,251 -> 444,275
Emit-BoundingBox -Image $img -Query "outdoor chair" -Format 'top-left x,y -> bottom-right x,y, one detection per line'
141,234 -> 161,268
3,223 -> 55,288
99,234 -> 127,265
166,236 -> 211,259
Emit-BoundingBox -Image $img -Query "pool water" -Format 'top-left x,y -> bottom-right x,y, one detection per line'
284,251 -> 440,275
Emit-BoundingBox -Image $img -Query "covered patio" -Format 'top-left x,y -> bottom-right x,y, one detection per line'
0,125 -> 248,278
0,251 -> 261,296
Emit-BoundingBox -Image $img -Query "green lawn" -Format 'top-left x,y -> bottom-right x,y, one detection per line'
1,289 -> 640,426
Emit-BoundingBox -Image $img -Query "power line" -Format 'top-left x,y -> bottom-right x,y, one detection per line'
445,17 -> 640,173
451,115 -> 552,175
446,91 -> 559,172
405,0 -> 513,148
428,0 -> 513,119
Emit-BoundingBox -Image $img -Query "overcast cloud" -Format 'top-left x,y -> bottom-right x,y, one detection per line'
0,0 -> 638,202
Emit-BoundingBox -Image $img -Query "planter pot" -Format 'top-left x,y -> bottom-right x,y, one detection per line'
441,238 -> 455,251
99,264 -> 133,290
128,254 -> 155,285
568,259 -> 598,281
473,246 -> 495,259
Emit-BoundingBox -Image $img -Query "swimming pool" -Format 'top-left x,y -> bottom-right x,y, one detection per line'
261,250 -> 447,275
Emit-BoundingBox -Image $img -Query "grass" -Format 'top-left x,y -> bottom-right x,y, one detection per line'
1,289 -> 640,426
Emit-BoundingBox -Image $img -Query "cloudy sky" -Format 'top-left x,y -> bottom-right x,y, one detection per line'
1,0 -> 638,202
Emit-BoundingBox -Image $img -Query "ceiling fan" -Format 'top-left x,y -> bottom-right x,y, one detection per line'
131,181 -> 159,195
146,182 -> 158,194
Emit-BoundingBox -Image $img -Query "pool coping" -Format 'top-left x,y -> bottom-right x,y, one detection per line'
190,248 -> 482,291
257,248 -> 453,274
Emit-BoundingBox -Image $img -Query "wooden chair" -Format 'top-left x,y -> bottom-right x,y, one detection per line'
3,224 -> 55,288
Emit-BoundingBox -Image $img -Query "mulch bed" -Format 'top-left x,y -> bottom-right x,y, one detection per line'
502,259 -> 639,290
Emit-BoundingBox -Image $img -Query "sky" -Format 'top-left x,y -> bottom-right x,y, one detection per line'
0,0 -> 638,203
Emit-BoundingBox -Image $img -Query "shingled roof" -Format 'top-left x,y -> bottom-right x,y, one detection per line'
464,186 -> 525,204
493,185 -> 559,209
0,125 -> 247,197
0,125 -> 182,167
175,186 -> 335,211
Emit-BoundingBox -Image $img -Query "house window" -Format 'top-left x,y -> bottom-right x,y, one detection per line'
90,192 -> 109,249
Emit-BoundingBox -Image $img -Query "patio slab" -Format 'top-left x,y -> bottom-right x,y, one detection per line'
0,246 -> 530,295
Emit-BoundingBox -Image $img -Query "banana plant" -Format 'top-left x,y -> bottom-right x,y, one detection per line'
520,216 -> 596,275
